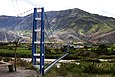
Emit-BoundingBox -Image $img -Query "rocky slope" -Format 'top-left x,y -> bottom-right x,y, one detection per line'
0,29 -> 30,43
0,8 -> 115,44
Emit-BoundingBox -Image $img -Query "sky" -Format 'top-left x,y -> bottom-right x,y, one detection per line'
0,0 -> 115,18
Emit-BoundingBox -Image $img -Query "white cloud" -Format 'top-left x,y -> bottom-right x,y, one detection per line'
0,0 -> 115,18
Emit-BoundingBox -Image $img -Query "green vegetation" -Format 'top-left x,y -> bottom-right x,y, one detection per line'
88,24 -> 99,34
16,30 -> 32,38
0,43 -> 115,76
78,29 -> 85,35
45,62 -> 115,77
97,24 -> 113,33
0,46 -> 32,58
0,43 -> 115,59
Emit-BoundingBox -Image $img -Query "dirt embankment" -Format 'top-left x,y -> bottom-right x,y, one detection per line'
0,66 -> 38,77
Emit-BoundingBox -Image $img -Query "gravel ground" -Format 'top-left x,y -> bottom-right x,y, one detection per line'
0,66 -> 39,77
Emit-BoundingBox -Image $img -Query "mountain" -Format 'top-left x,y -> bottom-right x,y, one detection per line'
0,29 -> 30,43
0,16 -> 22,30
45,8 -> 115,44
0,8 -> 115,44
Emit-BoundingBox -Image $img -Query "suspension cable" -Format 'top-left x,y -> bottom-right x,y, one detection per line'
11,0 -> 18,16
15,0 -> 20,15
17,9 -> 33,16
22,0 -> 37,6
44,11 -> 63,46
44,29 -> 52,43
44,12 -> 61,49
44,13 -> 55,42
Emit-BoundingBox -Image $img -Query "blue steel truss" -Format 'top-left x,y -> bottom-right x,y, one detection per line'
32,7 -> 45,75
32,7 -> 69,76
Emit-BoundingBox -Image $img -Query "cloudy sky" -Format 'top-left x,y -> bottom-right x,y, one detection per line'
0,0 -> 115,18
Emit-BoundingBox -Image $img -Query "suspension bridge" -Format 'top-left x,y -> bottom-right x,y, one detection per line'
0,0 -> 70,76
32,7 -> 69,76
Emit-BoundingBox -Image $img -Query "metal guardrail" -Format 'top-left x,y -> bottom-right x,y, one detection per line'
44,53 -> 69,74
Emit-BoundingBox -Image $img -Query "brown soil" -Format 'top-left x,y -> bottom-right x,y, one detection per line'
0,66 -> 38,77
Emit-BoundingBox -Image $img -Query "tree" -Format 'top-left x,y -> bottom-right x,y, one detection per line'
97,44 -> 107,54
14,38 -> 20,72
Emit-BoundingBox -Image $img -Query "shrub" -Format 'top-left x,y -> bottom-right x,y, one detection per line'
0,56 -> 2,61
3,57 -> 12,62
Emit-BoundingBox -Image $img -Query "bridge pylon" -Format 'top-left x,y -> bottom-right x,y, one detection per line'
32,7 -> 45,76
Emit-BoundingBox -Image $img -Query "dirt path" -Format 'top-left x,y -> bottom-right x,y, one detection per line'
0,66 -> 38,77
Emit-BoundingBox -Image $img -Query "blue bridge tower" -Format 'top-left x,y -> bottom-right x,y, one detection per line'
32,7 -> 45,75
